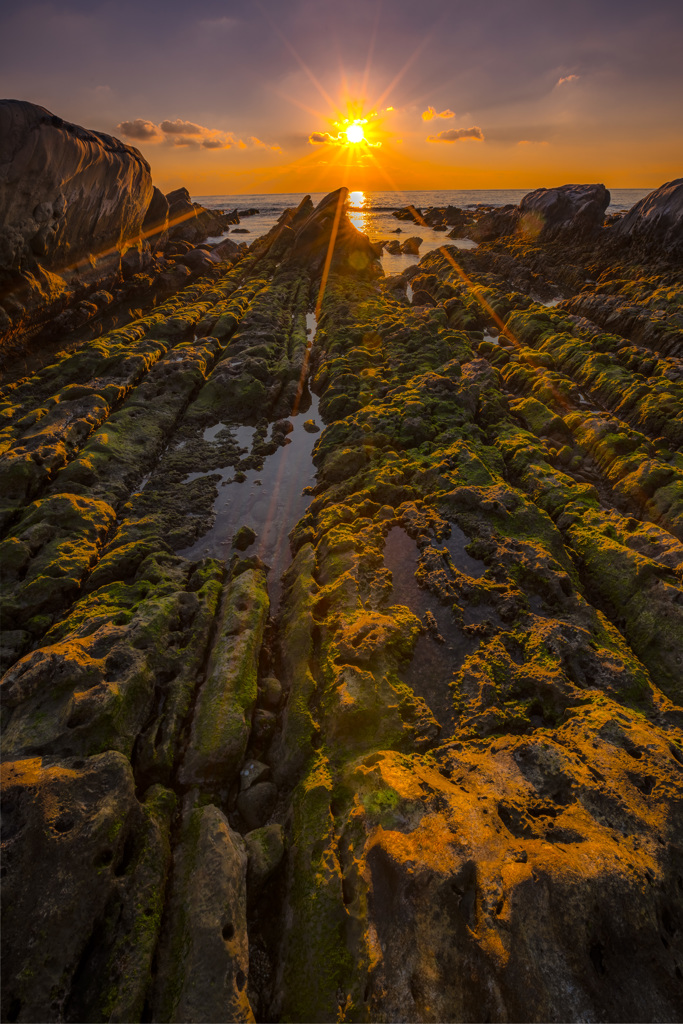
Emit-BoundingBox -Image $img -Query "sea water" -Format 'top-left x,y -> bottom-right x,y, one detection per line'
197,187 -> 650,273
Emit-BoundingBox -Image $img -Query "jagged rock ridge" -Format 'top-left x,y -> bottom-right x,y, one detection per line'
0,162 -> 682,1023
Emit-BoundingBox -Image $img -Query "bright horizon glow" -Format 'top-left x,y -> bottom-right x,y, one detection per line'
4,1 -> 680,195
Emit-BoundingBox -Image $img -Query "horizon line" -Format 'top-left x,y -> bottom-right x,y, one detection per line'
191,185 -> 654,199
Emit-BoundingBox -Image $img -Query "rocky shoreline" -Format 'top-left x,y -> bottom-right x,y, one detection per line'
1,102 -> 683,1023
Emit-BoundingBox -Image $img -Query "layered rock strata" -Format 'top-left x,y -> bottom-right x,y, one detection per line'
1,185 -> 682,1023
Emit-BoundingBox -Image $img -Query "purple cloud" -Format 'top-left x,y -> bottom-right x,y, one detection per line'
116,118 -> 160,140
427,126 -> 484,142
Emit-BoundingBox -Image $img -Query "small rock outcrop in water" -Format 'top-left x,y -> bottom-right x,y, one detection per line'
165,186 -> 238,244
1,145 -> 682,1024
409,185 -> 610,245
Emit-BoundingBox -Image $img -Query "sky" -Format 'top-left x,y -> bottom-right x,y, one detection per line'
1,0 -> 681,195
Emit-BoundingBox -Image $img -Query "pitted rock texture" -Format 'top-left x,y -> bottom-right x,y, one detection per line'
1,182 -> 682,1023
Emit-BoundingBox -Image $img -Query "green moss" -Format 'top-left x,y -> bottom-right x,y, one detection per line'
180,565 -> 269,789
280,757 -> 358,1022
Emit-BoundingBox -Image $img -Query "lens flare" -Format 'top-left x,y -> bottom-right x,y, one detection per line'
346,122 -> 364,143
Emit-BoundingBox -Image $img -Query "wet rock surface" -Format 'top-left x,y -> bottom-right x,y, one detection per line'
1,181 -> 682,1023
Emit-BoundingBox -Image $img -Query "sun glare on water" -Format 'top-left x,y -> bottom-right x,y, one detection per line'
345,122 -> 365,144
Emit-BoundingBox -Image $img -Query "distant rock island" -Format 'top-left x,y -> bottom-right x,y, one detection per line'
1,102 -> 682,1023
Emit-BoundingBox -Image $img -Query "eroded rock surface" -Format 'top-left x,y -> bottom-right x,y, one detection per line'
611,177 -> 683,258
0,104 -> 246,358
1,180 -> 682,1023
0,100 -> 153,277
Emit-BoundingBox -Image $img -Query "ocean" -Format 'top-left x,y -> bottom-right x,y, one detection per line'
195,187 -> 650,274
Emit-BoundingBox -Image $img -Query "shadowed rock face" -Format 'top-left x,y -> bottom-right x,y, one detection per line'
0,100 -> 153,275
611,177 -> 683,257
469,204 -> 520,242
164,186 -> 237,244
289,187 -> 383,276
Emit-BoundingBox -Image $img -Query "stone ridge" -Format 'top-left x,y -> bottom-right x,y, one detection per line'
0,179 -> 682,1023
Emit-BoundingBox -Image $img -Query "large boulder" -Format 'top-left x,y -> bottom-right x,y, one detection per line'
517,183 -> 610,240
0,100 -> 153,278
0,100 -> 154,338
610,177 -> 683,258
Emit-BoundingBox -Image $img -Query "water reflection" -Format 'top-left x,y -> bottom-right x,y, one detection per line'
348,190 -> 367,234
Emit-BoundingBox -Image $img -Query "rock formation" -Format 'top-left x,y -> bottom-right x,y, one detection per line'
165,186 -> 237,244
468,203 -> 519,242
517,183 -> 610,239
0,103 -> 242,350
397,185 -> 611,245
1,176 -> 682,1023
611,177 -> 683,258
0,100 -> 153,276
0,101 -> 153,331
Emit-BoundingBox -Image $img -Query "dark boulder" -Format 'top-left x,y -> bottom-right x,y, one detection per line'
610,178 -> 683,258
392,205 -> 423,223
424,208 -> 445,227
400,236 -> 423,255
142,186 -> 169,250
468,205 -> 519,243
518,183 -> 610,240
446,208 -> 470,236
0,100 -> 154,340
165,187 -> 235,245
211,236 -> 242,260
174,247 -> 222,272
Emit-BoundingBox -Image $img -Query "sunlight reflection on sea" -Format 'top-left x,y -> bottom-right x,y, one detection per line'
199,187 -> 651,270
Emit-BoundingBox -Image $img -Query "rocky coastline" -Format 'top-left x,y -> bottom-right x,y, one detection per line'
1,102 -> 682,1023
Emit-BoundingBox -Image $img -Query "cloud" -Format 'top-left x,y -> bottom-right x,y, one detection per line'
250,136 -> 283,154
159,118 -> 204,135
166,130 -> 234,149
308,128 -> 380,148
422,106 -> 455,121
427,126 -> 484,142
309,131 -> 340,144
518,139 -> 548,146
557,74 -> 580,86
116,118 -> 161,140
117,117 -> 282,152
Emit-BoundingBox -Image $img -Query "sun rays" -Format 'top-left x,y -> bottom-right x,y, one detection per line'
248,0 -> 530,355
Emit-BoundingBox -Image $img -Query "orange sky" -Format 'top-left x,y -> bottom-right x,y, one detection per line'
2,0 -> 681,195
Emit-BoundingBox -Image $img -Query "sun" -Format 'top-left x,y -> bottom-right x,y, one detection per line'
345,122 -> 365,144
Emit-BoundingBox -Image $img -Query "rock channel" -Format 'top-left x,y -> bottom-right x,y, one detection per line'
1,175 -> 683,1023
